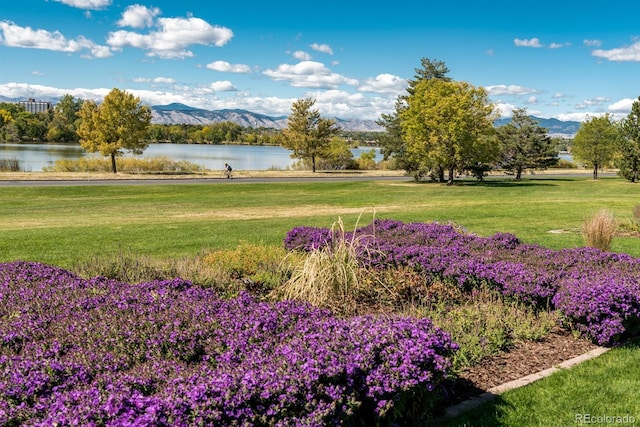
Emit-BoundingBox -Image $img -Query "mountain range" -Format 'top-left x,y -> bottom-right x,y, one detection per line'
1,96 -> 581,136
152,103 -> 581,136
493,116 -> 581,138
150,103 -> 382,132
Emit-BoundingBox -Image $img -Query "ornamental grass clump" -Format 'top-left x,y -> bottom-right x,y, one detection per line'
0,261 -> 457,426
0,157 -> 21,172
582,208 -> 617,251
276,217 -> 376,311
284,219 -> 640,345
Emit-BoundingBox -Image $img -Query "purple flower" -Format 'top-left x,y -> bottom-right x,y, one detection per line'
0,261 -> 457,425
284,219 -> 640,345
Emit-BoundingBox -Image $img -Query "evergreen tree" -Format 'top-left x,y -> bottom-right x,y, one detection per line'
496,108 -> 559,180
617,97 -> 640,182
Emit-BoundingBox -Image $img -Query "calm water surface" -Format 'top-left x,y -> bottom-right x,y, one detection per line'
0,143 -> 380,172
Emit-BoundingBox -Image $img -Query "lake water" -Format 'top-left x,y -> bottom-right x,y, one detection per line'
0,143 -> 381,172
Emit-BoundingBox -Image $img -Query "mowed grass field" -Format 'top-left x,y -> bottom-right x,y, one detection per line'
1,175 -> 639,269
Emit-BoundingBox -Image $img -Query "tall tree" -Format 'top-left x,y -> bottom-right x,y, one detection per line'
496,108 -> 559,179
617,97 -> 640,182
0,108 -> 12,140
572,114 -> 620,180
77,88 -> 152,173
377,58 -> 452,180
406,57 -> 451,95
400,78 -> 498,184
281,98 -> 340,172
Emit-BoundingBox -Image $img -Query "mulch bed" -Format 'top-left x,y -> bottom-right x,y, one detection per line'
437,328 -> 600,410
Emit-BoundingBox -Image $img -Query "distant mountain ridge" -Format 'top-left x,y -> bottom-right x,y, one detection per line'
1,96 -> 580,136
152,104 -> 581,136
494,116 -> 581,138
150,103 -> 380,132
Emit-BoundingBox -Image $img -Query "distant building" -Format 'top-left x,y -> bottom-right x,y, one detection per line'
17,98 -> 53,114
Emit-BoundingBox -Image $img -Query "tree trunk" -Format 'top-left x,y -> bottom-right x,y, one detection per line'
515,166 -> 523,180
593,162 -> 598,180
111,153 -> 117,173
311,154 -> 316,172
447,166 -> 455,185
438,165 -> 445,183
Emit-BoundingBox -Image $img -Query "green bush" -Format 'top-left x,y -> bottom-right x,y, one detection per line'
203,241 -> 290,296
418,287 -> 558,369
551,158 -> 578,169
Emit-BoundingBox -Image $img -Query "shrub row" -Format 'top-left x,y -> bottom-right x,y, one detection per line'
284,219 -> 640,345
0,261 -> 457,426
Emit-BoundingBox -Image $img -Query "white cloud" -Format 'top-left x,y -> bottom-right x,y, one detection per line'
526,96 -> 538,104
206,60 -> 251,73
493,102 -> 518,118
557,112 -> 603,122
152,77 -> 176,84
358,73 -> 407,95
53,0 -> 111,10
304,89 -> 394,120
0,82 -> 111,102
514,38 -> 543,48
583,39 -> 602,47
86,44 -> 114,58
592,41 -> 640,62
0,81 -> 394,120
579,97 -> 611,107
549,42 -> 570,49
608,98 -> 635,113
107,16 -> 233,59
263,61 -> 358,89
117,5 -> 161,29
292,50 -> 312,61
485,84 -> 538,96
0,20 -> 112,58
210,81 -> 237,91
310,43 -> 333,55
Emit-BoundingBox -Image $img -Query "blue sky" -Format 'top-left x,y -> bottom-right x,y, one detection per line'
1,0 -> 639,123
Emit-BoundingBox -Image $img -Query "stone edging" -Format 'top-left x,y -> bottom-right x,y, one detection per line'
442,346 -> 610,419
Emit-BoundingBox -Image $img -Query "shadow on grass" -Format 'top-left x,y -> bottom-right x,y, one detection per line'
431,394 -> 514,427
414,179 -> 559,188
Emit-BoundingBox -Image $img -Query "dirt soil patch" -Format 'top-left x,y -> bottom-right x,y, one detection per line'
438,328 -> 599,410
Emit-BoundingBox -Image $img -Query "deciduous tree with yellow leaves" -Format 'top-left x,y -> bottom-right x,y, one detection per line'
77,88 -> 152,173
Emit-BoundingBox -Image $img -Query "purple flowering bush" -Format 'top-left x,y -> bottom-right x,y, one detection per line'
0,261 -> 457,426
284,219 -> 640,345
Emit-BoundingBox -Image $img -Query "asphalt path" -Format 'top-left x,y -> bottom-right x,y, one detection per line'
0,171 -> 614,187
0,175 -> 413,186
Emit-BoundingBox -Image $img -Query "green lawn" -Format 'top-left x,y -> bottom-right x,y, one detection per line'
1,176 -> 639,268
435,341 -> 640,426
